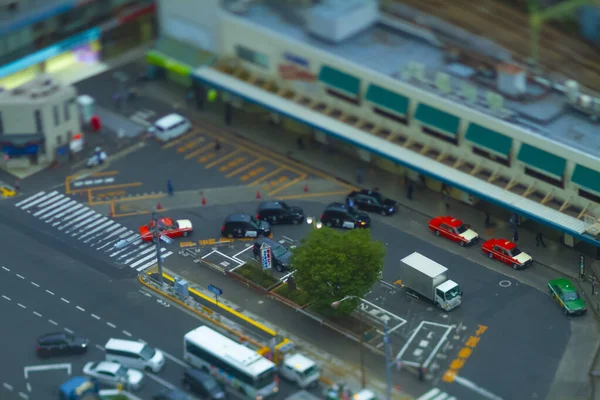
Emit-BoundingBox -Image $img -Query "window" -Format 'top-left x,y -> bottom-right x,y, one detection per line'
34,110 -> 43,133
472,146 -> 510,167
325,88 -> 360,106
67,131 -> 73,142
421,127 -> 458,145
235,45 -> 269,69
372,107 -> 408,125
53,106 -> 59,126
185,341 -> 253,385
56,136 -> 63,146
579,189 -> 600,204
524,167 -> 563,188
64,101 -> 70,121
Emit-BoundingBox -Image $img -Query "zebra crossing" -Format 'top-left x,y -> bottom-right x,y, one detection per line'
417,388 -> 457,400
15,190 -> 173,272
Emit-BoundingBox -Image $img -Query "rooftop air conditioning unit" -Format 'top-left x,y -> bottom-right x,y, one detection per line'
584,215 -> 600,238
565,80 -> 579,103
435,72 -> 451,94
462,82 -> 477,103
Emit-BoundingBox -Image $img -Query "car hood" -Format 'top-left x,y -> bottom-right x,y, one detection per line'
288,206 -> 304,215
260,221 -> 271,231
176,219 -> 192,230
72,337 -> 89,347
459,229 -> 478,241
382,198 -> 398,207
565,298 -> 586,311
278,251 -> 292,264
126,369 -> 144,384
514,252 -> 532,264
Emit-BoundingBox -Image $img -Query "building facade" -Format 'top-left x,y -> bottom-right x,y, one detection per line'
0,73 -> 81,167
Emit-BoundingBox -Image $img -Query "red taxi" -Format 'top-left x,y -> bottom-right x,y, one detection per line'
481,238 -> 533,269
428,216 -> 479,246
139,217 -> 193,241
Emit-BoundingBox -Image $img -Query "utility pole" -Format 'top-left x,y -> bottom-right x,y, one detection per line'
384,320 -> 392,400
151,210 -> 164,287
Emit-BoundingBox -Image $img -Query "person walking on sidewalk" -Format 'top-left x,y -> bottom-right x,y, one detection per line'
214,139 -> 221,152
512,229 -> 519,243
441,185 -> 450,210
536,232 -> 546,248
484,213 -> 491,228
406,181 -> 414,200
167,179 -> 174,196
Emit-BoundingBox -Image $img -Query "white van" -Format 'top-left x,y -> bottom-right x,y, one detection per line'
149,113 -> 191,142
104,338 -> 165,373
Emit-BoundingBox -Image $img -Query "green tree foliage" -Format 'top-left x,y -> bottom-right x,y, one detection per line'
291,227 -> 385,314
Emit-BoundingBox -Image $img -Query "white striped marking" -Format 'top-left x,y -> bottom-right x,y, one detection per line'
19,392 -> 28,399
81,220 -> 115,240
64,328 -> 74,334
95,344 -> 105,351
34,193 -> 65,210
18,303 -> 26,309
76,217 -> 109,239
122,330 -> 132,337
19,191 -> 59,210
69,214 -> 103,234
15,191 -> 46,208
46,289 -> 55,295
76,306 -> 85,312
107,322 -> 116,328
1,266 -> 9,271
91,314 -> 101,320
136,250 -> 173,271
53,205 -> 86,226
2,295 -> 11,301
3,382 -> 13,391
417,389 -> 441,400
61,297 -> 70,304
124,245 -> 155,264
16,274 -> 24,279
31,282 -> 39,287
33,311 -> 42,317
32,196 -> 69,217
58,209 -> 95,230
49,319 -> 58,325
40,200 -> 78,220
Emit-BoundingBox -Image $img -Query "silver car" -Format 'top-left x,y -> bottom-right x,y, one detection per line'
83,361 -> 144,391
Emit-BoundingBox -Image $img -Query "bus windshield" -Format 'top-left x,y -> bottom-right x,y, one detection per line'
255,367 -> 276,389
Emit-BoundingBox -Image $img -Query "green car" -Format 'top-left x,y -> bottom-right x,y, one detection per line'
548,278 -> 587,315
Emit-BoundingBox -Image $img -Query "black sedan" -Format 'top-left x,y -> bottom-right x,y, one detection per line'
256,201 -> 304,225
36,332 -> 89,358
346,189 -> 398,215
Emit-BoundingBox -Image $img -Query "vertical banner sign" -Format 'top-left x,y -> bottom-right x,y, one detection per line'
580,255 -> 585,279
261,243 -> 272,270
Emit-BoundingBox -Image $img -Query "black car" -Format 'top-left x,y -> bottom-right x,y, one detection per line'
153,388 -> 190,400
320,203 -> 371,229
36,332 -> 89,358
182,368 -> 226,400
221,214 -> 271,239
346,189 -> 398,216
256,201 -> 304,225
252,237 -> 292,272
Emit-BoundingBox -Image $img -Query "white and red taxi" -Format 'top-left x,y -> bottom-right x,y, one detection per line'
481,238 -> 533,269
139,217 -> 192,242
428,216 -> 479,246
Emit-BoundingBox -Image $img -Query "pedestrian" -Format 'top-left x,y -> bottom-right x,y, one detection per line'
224,102 -> 233,125
355,168 -> 364,185
536,232 -> 546,248
296,136 -> 304,150
418,364 -> 425,381
484,213 -> 491,228
406,182 -> 414,200
14,179 -> 20,193
167,179 -> 174,196
346,197 -> 355,209
509,213 -> 518,229
214,139 -> 221,152
441,186 -> 450,210
512,229 -> 519,243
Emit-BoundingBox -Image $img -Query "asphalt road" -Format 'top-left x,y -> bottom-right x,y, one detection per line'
0,215 -> 306,400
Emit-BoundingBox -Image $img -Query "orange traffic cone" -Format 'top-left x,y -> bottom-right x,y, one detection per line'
156,202 -> 162,210
304,183 -> 309,192
202,195 -> 207,205
256,191 -> 261,199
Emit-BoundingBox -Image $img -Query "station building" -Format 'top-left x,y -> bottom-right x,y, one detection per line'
154,0 -> 600,252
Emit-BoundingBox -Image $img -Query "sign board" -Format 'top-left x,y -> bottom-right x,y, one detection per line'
208,284 -> 223,296
160,235 -> 173,244
580,255 -> 585,279
261,243 -> 272,270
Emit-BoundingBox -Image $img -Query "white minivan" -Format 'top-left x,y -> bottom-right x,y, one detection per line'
149,113 -> 191,142
104,338 -> 165,373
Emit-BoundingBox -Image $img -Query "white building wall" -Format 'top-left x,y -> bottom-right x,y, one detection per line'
158,0 -> 221,52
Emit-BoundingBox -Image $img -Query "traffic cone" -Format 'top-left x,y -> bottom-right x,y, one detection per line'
202,195 -> 207,205
304,183 -> 309,192
256,191 -> 261,199
156,202 -> 162,210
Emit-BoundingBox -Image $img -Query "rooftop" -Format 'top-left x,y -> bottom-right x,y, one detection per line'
239,4 -> 600,159
0,73 -> 73,104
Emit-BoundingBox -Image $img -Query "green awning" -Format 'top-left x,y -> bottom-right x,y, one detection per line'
465,123 -> 513,156
146,36 -> 216,77
146,49 -> 191,76
517,144 -> 566,177
318,66 -> 360,96
414,104 -> 460,135
572,165 -> 600,193
365,84 -> 409,116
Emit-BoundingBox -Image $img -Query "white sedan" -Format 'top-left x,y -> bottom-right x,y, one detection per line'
83,361 -> 144,391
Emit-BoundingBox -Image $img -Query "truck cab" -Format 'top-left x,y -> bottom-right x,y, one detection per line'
280,353 -> 320,388
435,280 -> 462,311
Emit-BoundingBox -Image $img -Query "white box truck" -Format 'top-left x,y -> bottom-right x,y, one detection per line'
400,252 -> 462,311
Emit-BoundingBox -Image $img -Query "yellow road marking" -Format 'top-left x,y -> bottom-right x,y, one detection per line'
204,148 -> 242,169
264,176 -> 288,191
70,182 -> 143,194
112,210 -> 151,218
276,190 -> 350,200
176,137 -> 206,153
184,142 -> 215,160
161,128 -> 202,149
240,167 -> 266,182
248,167 -> 284,186
91,193 -> 165,206
268,174 -> 306,196
225,158 -> 265,178
95,190 -> 126,199
91,170 -> 119,177
198,153 -> 217,163
219,156 -> 247,173
180,241 -> 196,248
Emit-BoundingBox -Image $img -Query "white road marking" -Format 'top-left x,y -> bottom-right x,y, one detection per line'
1,266 -> 10,271
136,250 -> 173,272
30,282 -> 39,287
122,330 -> 132,337
49,319 -> 58,326
159,349 -> 188,368
76,306 -> 85,312
46,290 -> 55,295
18,191 -> 57,210
33,311 -> 42,317
61,298 -> 70,304
232,245 -> 253,257
91,314 -> 101,320
3,382 -> 13,391
95,344 -> 105,351
2,295 -> 10,301
16,274 -> 24,279
24,363 -> 71,379
40,200 -> 77,220
33,196 -> 70,217
64,328 -> 74,334
416,388 -> 441,400
454,375 -> 504,400
18,303 -> 26,309
145,372 -> 177,390
26,383 -> 31,393
15,191 -> 46,207
107,322 -> 116,328
19,392 -> 28,399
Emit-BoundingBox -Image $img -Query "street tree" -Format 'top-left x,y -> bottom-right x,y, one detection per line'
291,227 -> 385,314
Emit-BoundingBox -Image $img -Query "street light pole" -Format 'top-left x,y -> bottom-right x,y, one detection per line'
332,295 -> 366,388
152,210 -> 164,287
384,320 -> 392,400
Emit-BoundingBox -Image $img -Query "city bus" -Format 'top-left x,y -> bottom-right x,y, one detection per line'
183,326 -> 278,399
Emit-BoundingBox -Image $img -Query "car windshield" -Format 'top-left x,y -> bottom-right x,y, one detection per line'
456,224 -> 468,234
272,245 -> 288,258
300,365 -> 318,378
347,207 -> 362,218
278,202 -> 289,209
445,285 -> 461,300
254,367 -> 276,389
510,247 -> 522,257
564,291 -> 579,301
250,215 -> 261,227
140,345 -> 156,360
115,366 -> 127,377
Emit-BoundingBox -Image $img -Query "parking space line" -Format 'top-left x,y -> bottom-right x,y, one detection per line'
233,245 -> 253,258
225,157 -> 265,178
268,174 -> 307,196
248,167 -> 285,186
276,190 -> 350,200
197,152 -> 217,163
184,141 -> 216,160
218,155 -> 249,173
176,136 -> 207,153
205,148 -> 242,169
161,128 -> 202,149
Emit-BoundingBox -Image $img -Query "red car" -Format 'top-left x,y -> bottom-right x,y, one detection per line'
428,216 -> 479,246
139,217 -> 193,241
481,238 -> 533,269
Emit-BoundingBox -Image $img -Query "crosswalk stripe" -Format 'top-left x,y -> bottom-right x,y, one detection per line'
40,200 -> 77,220
417,389 -> 441,400
77,218 -> 109,240
58,210 -> 95,231
33,196 -> 70,217
35,193 -> 66,210
136,249 -> 173,272
15,191 -> 46,207
82,221 -> 117,243
68,214 -> 103,235
20,191 -> 58,210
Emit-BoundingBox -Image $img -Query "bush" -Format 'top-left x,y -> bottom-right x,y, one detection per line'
273,283 -> 312,306
235,262 -> 279,288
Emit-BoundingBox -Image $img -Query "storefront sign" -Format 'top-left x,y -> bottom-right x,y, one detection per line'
146,50 -> 191,77
283,52 -> 309,68
0,27 -> 101,79
278,65 -> 316,82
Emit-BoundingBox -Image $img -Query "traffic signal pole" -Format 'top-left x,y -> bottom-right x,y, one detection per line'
152,210 -> 164,287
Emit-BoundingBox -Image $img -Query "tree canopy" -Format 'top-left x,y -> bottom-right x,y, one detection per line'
291,227 -> 385,314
